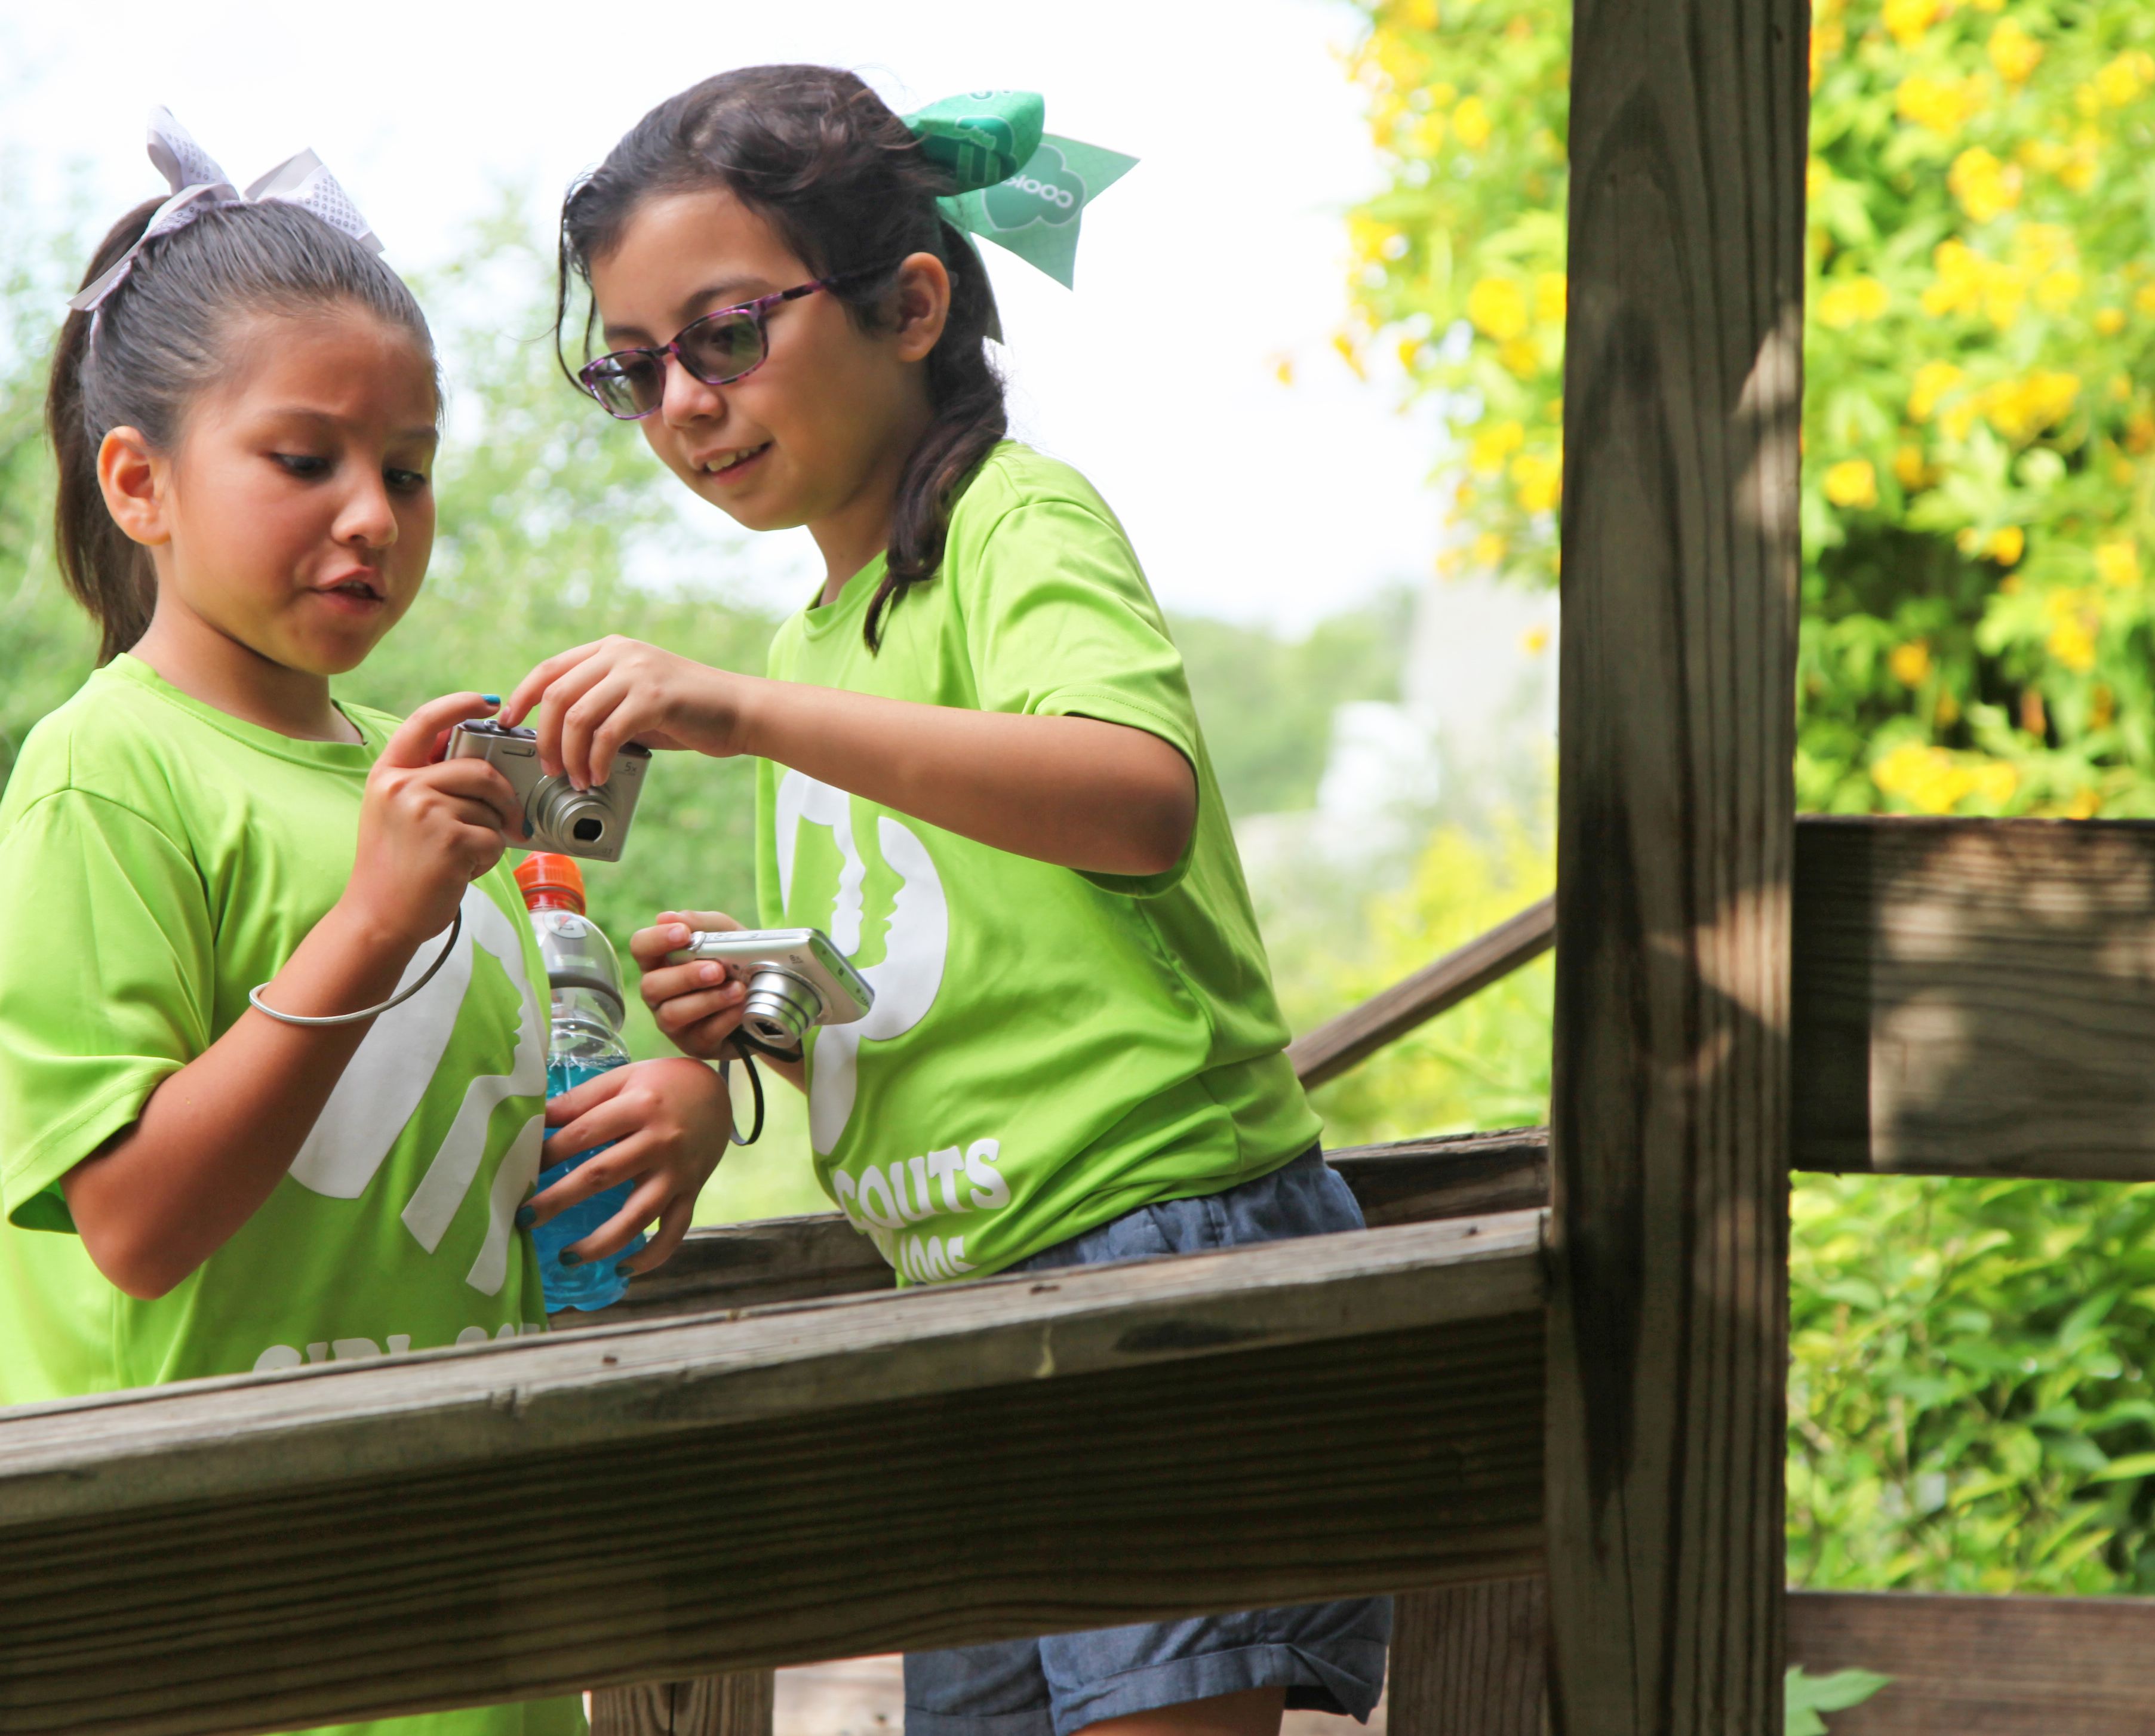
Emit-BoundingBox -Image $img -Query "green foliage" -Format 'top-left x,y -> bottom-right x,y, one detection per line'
1264,815 -> 1553,1148
1785,1666 -> 1892,1735
1344,0 -> 2155,820
1169,592 -> 1409,816
1791,1173 -> 2155,1590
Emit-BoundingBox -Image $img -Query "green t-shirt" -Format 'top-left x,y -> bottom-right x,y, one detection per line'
0,656 -> 582,1736
757,442 -> 1322,1283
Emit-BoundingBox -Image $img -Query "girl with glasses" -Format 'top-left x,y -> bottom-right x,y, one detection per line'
508,66 -> 1389,1736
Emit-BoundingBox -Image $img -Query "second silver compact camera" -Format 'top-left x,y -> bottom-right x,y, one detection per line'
445,720 -> 650,863
666,927 -> 874,1052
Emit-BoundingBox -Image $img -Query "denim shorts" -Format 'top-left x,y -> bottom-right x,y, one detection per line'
903,1147 -> 1393,1736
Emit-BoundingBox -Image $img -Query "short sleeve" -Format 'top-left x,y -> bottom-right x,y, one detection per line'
0,790 -> 214,1232
958,498 -> 1202,896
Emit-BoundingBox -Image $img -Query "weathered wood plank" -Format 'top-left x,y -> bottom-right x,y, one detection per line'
1386,1575 -> 1546,1736
589,1670 -> 775,1736
1546,0 -> 1806,1726
1785,1589 -> 2155,1735
1288,898 -> 1556,1091
0,1213 -> 1545,1735
1793,816 -> 2155,1181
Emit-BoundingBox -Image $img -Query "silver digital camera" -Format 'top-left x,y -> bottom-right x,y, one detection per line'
665,927 -> 874,1052
445,719 -> 649,863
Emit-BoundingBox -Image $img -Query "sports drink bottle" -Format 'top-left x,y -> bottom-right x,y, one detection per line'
515,852 -> 646,1311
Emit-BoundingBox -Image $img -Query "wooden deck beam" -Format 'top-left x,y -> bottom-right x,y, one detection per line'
0,1212 -> 1545,1736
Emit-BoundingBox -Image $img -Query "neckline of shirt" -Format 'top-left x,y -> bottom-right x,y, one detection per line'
103,655 -> 381,768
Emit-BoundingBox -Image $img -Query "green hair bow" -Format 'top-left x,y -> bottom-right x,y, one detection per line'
903,91 -> 1136,289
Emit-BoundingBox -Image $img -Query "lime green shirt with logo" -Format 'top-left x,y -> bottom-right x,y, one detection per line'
757,442 -> 1323,1285
0,656 -> 583,1736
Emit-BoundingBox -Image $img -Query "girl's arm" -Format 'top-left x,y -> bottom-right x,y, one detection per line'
503,638 -> 1198,879
63,695 -> 522,1299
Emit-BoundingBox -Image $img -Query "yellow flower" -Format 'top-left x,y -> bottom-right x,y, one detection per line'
1811,19 -> 1845,90
1990,526 -> 2025,566
1873,744 -> 2018,814
1471,419 -> 1526,473
1499,337 -> 1542,377
1332,330 -> 1367,380
1453,96 -> 1492,150
1883,0 -> 1936,48
1409,109 -> 1448,155
1823,458 -> 1879,509
2136,285 -> 2155,316
2061,130 -> 2101,192
2034,269 -> 2083,310
2111,373 -> 2134,402
1272,354 -> 1295,387
2096,53 -> 2148,107
1520,624 -> 1550,655
1893,444 -> 1932,488
1807,158 -> 1830,202
2049,614 -> 2098,672
1534,272 -> 1568,326
1817,276 -> 1890,328
1511,451 -> 1563,514
1908,361 -> 1965,421
2096,307 -> 2128,335
1949,147 -> 2022,224
1889,640 -> 1932,685
1982,370 -> 2080,442
2064,789 -> 2102,820
1898,73 -> 1986,136
1395,0 -> 1440,28
1467,277 -> 1527,341
1988,19 -> 2043,84
1470,530 -> 1508,569
2018,138 -> 2067,174
2127,411 -> 2155,454
2096,540 -> 2142,589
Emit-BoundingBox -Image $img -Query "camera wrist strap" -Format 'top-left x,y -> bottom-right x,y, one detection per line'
247,910 -> 463,1029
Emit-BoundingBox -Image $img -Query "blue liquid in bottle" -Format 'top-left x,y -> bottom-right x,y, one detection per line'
534,1049 -> 648,1313
516,855 -> 648,1316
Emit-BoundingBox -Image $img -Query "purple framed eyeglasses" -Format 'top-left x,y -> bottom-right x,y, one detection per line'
577,267 -> 884,420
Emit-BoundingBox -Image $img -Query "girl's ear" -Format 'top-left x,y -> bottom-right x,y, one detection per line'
96,427 -> 171,549
887,251 -> 952,364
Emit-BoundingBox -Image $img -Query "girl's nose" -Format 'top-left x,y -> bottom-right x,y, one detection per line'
660,355 -> 727,427
336,476 -> 398,549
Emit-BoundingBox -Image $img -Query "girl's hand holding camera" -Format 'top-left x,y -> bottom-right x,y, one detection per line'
631,911 -> 754,1061
336,691 -> 525,950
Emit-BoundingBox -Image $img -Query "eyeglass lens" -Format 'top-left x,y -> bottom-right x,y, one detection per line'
588,308 -> 769,418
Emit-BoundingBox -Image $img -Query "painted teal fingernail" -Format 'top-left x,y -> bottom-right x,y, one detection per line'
514,1205 -> 536,1230
558,1250 -> 583,1269
482,694 -> 501,706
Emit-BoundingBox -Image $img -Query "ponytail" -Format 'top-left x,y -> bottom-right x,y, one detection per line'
46,201 -> 161,665
47,195 -> 435,666
559,66 -> 1011,652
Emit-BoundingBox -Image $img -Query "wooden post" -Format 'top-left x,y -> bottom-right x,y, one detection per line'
589,1670 -> 775,1736
1545,0 -> 1807,1725
1387,1578 -> 1547,1736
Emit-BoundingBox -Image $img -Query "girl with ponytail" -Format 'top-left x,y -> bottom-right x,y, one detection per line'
3,115 -> 732,1736
512,68 -> 1388,1736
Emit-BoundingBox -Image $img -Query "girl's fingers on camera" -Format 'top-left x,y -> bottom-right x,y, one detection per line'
381,691 -> 500,771
651,981 -> 746,1038
559,670 -> 641,789
500,642 -> 603,734
631,912 -> 742,971
423,760 -> 526,836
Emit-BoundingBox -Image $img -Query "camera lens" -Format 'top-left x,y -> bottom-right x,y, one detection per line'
531,778 -> 612,853
741,966 -> 822,1049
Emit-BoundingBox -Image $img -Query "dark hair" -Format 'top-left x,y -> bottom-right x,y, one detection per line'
47,199 -> 436,664
558,65 -> 1007,650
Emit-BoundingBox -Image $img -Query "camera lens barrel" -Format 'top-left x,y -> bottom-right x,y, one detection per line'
531,780 -> 611,851
740,966 -> 822,1049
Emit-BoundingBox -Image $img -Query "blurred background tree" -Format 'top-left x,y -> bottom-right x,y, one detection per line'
1337,0 -> 2155,1597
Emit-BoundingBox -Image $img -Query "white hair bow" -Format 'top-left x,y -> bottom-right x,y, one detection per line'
68,107 -> 382,313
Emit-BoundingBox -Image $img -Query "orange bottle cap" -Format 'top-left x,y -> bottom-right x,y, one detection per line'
514,852 -> 586,913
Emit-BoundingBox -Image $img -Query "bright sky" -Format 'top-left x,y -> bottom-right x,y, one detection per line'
1,0 -> 1448,632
